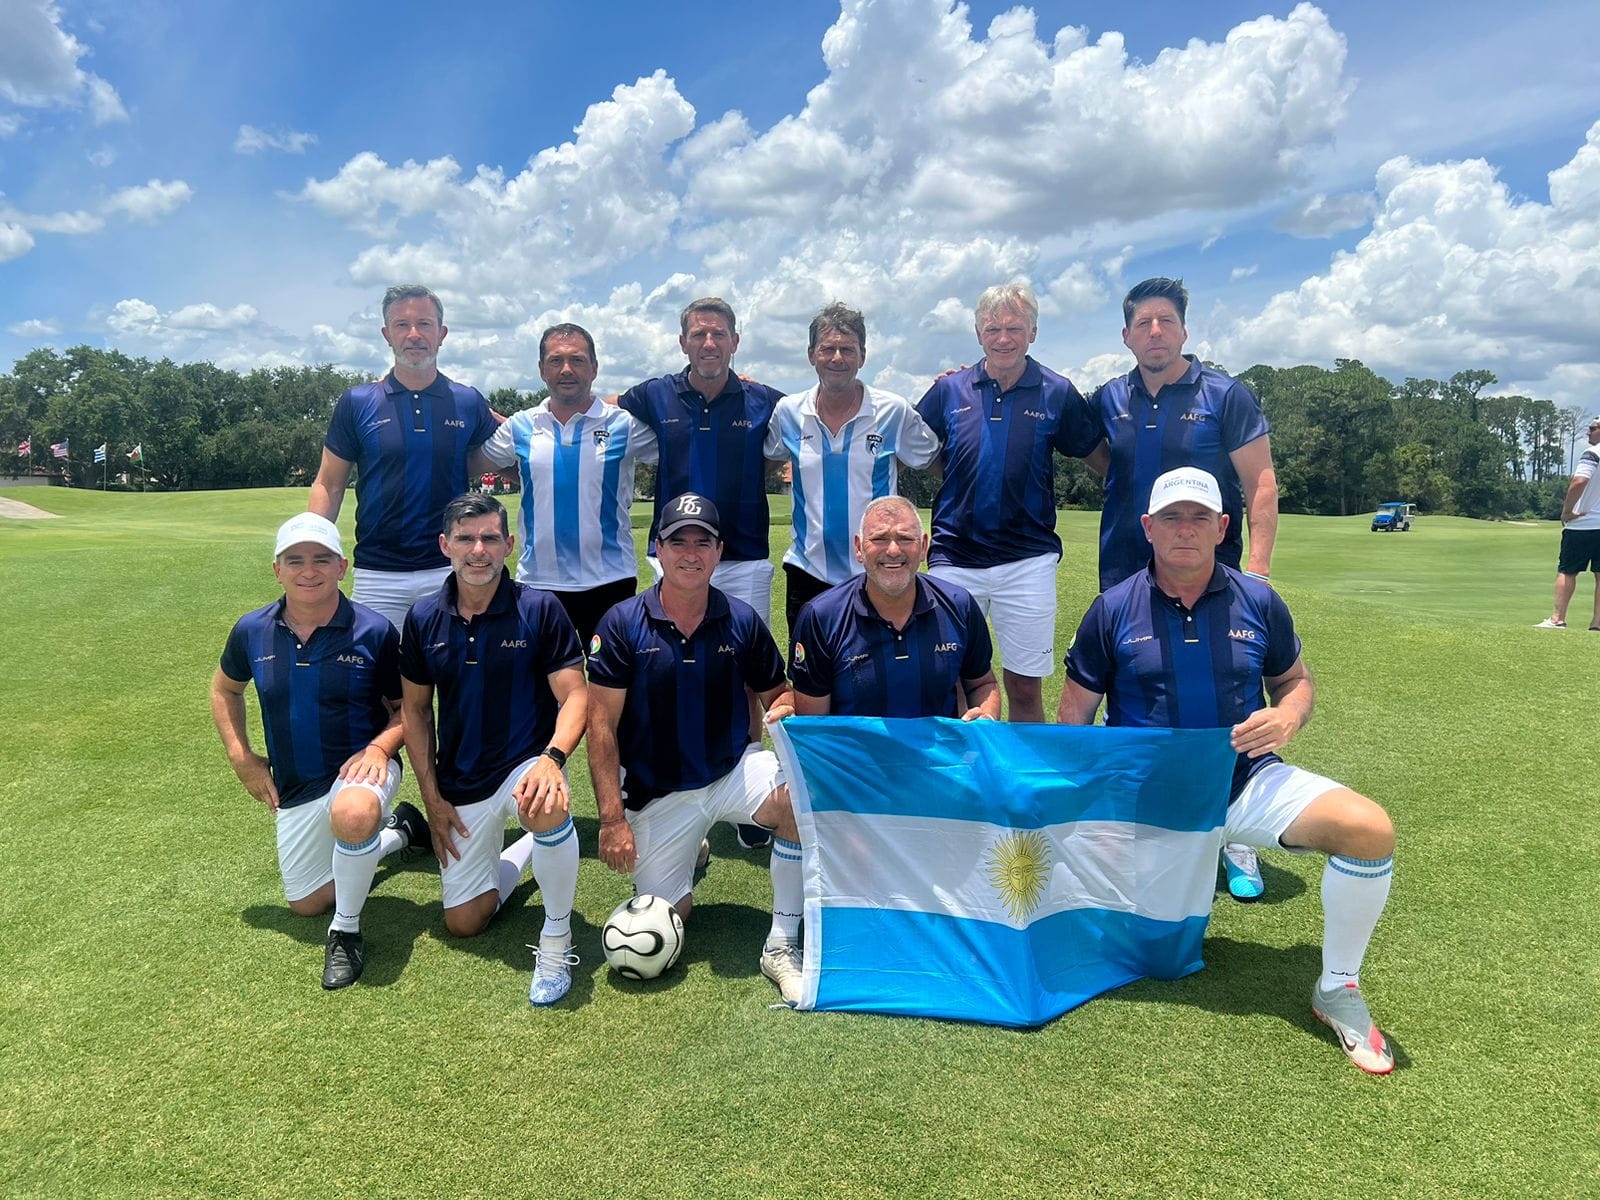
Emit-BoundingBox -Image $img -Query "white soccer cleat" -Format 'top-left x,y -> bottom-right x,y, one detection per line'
760,942 -> 804,1007
1312,981 -> 1394,1075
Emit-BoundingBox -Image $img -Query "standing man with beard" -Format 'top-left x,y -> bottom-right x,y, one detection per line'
1084,277 -> 1280,901
310,284 -> 499,629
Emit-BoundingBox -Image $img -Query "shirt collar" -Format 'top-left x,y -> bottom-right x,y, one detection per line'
271,591 -> 354,632
1128,355 -> 1202,398
382,370 -> 453,399
1141,559 -> 1231,601
976,355 -> 1043,392
641,581 -> 730,625
443,568 -> 516,617
848,573 -> 935,621
673,367 -> 744,404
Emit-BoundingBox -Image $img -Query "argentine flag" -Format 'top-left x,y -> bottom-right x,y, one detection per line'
771,717 -> 1235,1028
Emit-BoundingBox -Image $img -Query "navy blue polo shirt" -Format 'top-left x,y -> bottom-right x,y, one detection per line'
324,371 -> 498,572
1088,356 -> 1270,590
789,574 -> 992,718
618,369 -> 783,563
915,357 -> 1098,568
1064,563 -> 1301,800
399,571 -> 583,805
587,584 -> 786,810
219,594 -> 401,810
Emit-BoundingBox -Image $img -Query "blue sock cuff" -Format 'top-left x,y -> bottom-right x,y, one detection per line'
773,837 -> 802,861
336,833 -> 380,855
533,817 -> 575,846
1329,853 -> 1392,878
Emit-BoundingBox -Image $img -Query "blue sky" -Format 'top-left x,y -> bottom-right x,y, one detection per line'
3,0 -> 1598,410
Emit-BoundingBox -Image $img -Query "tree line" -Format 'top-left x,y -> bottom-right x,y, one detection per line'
0,345 -> 1587,519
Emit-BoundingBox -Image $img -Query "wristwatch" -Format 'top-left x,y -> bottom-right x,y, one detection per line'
542,745 -> 568,768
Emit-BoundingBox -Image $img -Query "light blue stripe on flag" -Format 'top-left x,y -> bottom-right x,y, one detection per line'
771,717 -> 1235,1028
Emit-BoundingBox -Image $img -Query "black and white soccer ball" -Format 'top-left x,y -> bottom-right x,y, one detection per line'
602,894 -> 685,980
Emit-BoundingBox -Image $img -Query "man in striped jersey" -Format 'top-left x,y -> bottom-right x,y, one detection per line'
476,324 -> 658,644
1057,468 -> 1398,1074
764,303 -> 940,631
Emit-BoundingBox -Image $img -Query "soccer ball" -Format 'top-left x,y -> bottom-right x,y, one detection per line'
602,894 -> 685,980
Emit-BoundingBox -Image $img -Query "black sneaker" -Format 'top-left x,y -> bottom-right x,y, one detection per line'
736,823 -> 773,850
386,801 -> 432,857
322,929 -> 364,990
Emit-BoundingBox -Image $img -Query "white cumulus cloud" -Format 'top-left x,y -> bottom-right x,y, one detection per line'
235,124 -> 318,155
0,0 -> 126,126
9,317 -> 60,338
0,222 -> 35,260
103,179 -> 194,222
1277,190 -> 1377,237
1219,119 -> 1600,404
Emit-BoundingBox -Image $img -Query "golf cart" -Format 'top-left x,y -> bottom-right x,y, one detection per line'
1371,502 -> 1416,532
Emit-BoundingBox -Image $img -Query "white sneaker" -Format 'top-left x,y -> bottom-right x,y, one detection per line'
1533,618 -> 1566,629
528,935 -> 578,1006
760,942 -> 804,1006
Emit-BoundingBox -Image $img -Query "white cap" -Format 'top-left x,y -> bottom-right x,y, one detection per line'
1147,467 -> 1223,515
274,512 -> 343,558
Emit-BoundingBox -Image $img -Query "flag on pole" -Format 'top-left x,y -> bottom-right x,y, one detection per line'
51,440 -> 69,458
16,439 -> 28,457
771,717 -> 1236,1028
93,443 -> 108,464
127,444 -> 142,462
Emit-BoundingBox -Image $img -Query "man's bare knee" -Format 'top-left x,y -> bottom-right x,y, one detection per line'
751,784 -> 797,842
330,790 -> 383,844
442,892 -> 497,938
287,883 -> 333,918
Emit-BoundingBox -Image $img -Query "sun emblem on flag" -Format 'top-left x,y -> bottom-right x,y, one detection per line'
986,830 -> 1051,922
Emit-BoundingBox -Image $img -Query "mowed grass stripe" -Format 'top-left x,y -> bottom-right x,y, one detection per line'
1,487 -> 1595,1198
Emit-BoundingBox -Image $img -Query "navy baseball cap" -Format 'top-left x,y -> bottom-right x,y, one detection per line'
658,493 -> 721,539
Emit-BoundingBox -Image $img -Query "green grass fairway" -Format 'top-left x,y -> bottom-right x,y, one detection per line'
2,488 -> 1596,1198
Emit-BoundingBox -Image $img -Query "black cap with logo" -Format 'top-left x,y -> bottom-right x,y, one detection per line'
658,493 -> 721,540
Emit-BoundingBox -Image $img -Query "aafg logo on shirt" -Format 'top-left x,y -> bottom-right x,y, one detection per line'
500,638 -> 529,649
336,653 -> 368,666
1179,411 -> 1207,422
1022,409 -> 1048,420
933,641 -> 959,653
865,433 -> 884,454
592,428 -> 610,448
730,418 -> 754,429
443,418 -> 466,429
1228,628 -> 1258,641
717,644 -> 736,655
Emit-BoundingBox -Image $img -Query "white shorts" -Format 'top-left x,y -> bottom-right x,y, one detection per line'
353,565 -> 452,629
927,552 -> 1058,678
1226,761 -> 1343,853
275,761 -> 403,902
626,746 -> 784,904
646,556 -> 775,631
438,755 -> 562,909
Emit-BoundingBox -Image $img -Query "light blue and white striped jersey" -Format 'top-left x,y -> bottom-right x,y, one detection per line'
482,398 -> 658,591
763,384 -> 939,585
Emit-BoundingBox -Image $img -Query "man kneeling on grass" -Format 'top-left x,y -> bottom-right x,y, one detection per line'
211,513 -> 431,990
399,494 -> 589,1006
1057,468 -> 1399,1074
585,494 -> 807,1005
